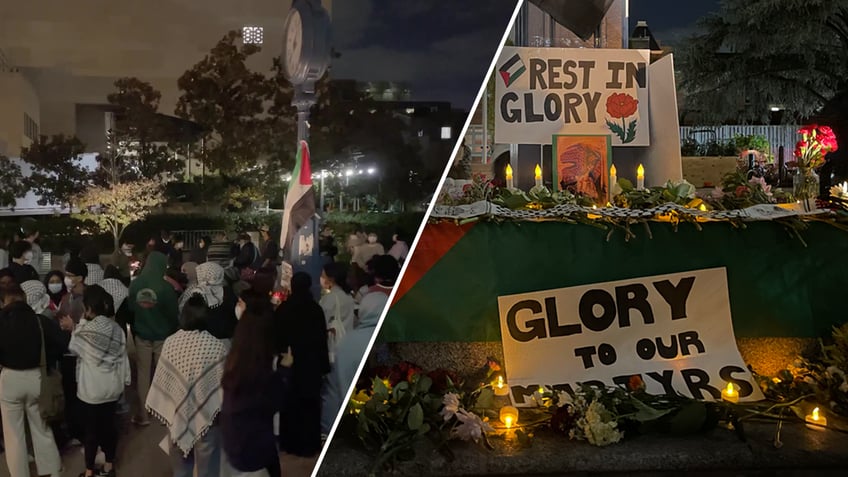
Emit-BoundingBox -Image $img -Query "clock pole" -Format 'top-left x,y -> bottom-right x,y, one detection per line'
293,81 -> 316,143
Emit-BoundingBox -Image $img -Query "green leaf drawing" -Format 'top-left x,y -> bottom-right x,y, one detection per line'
606,119 -> 626,142
624,118 -> 638,143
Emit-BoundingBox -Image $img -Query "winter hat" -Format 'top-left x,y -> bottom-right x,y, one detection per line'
21,280 -> 51,315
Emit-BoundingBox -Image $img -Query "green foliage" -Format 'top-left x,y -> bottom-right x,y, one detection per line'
677,0 -> 848,124
21,135 -> 92,207
680,138 -> 737,157
0,155 -> 27,207
104,77 -> 181,182
73,180 -> 166,248
732,134 -> 773,160
175,30 -> 272,174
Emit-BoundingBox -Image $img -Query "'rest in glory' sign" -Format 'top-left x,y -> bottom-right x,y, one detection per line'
495,46 -> 651,146
497,268 -> 764,406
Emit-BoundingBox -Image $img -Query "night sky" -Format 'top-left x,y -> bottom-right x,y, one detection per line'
330,0 -> 519,110
629,0 -> 720,46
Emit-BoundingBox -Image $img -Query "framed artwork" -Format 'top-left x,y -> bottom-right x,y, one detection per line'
552,134 -> 612,206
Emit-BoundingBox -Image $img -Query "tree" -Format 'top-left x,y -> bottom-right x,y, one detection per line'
677,0 -> 848,188
21,135 -> 92,206
0,154 -> 27,207
104,77 -> 180,182
73,179 -> 165,249
175,30 -> 271,174
678,0 -> 848,124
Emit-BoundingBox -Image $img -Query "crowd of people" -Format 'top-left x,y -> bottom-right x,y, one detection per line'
0,224 -> 403,477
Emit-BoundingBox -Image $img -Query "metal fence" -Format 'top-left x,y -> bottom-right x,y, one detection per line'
172,230 -> 226,250
680,125 -> 800,158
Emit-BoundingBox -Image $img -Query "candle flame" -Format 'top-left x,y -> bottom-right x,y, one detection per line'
699,204 -> 707,211
496,376 -> 504,389
504,416 -> 514,428
534,164 -> 542,180
637,164 -> 645,178
505,164 -> 513,180
724,382 -> 736,396
610,164 -> 617,175
812,407 -> 820,420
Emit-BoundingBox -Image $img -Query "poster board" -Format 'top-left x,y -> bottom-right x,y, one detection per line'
497,268 -> 764,406
552,134 -> 611,205
495,47 -> 650,146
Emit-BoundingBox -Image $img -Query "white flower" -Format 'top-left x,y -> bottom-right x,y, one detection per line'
440,392 -> 460,421
579,401 -> 623,446
452,409 -> 493,443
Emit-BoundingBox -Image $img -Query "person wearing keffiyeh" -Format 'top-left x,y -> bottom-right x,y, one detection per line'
178,262 -> 237,341
21,280 -> 53,319
67,285 -> 130,477
146,295 -> 228,477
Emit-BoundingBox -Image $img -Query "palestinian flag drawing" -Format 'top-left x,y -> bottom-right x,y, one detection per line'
280,140 -> 316,258
499,52 -> 525,87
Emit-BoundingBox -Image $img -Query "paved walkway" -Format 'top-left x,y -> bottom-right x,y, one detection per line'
0,419 -> 318,477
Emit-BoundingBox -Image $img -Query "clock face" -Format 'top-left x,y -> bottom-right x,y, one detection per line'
284,9 -> 303,79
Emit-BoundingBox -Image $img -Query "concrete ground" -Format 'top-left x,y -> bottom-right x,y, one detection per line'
0,420 -> 318,477
0,328 -> 319,477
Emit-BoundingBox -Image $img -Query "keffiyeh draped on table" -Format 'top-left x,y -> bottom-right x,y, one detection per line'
178,262 -> 225,312
145,330 -> 228,457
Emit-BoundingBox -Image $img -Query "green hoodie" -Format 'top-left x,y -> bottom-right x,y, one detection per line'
128,251 -> 179,341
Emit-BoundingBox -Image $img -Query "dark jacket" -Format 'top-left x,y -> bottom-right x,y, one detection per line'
128,252 -> 179,341
233,242 -> 260,270
6,261 -> 39,284
274,293 -> 330,398
189,246 -> 208,264
207,288 -> 238,340
222,371 -> 284,472
0,301 -> 69,372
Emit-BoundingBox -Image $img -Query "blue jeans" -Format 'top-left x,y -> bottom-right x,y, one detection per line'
320,367 -> 341,435
170,425 -> 221,477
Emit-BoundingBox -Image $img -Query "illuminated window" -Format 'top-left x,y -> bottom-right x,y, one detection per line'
242,26 -> 264,44
441,127 -> 452,139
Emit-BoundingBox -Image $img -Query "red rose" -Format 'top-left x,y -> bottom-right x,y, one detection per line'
606,93 -> 639,118
462,184 -> 472,192
795,140 -> 807,158
735,185 -> 749,197
798,124 -> 818,136
818,125 -> 834,137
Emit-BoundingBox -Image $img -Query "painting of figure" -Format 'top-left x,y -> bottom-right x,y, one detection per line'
553,135 -> 611,206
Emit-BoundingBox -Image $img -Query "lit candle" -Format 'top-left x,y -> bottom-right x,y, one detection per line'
636,164 -> 645,190
721,382 -> 739,403
699,203 -> 707,212
805,407 -> 827,430
505,164 -> 514,189
534,164 -> 542,188
610,164 -> 617,191
493,375 -> 510,397
841,181 -> 848,196
499,405 -> 519,428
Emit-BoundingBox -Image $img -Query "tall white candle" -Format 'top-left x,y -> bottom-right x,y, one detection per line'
505,164 -> 514,189
534,164 -> 542,188
636,164 -> 645,190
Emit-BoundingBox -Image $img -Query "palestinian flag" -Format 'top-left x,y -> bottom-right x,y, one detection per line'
499,52 -> 525,87
280,140 -> 316,257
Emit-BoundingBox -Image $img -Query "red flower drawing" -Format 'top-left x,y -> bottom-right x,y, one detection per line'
605,93 -> 640,143
606,93 -> 639,118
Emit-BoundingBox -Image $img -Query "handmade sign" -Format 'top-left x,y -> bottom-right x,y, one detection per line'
495,47 -> 650,146
552,135 -> 611,204
497,268 -> 764,406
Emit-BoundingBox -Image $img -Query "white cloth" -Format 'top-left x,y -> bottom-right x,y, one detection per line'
179,262 -> 225,312
145,330 -> 228,458
100,278 -> 129,311
320,287 -> 355,363
68,316 -> 131,404
85,263 -> 104,286
21,280 -> 51,316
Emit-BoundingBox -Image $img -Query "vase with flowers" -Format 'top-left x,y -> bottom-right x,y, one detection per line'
791,125 -> 838,210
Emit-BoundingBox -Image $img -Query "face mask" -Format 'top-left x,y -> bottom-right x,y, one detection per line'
64,277 -> 76,289
23,251 -> 34,264
48,283 -> 63,294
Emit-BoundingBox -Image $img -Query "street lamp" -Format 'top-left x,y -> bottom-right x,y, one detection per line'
367,167 -> 376,175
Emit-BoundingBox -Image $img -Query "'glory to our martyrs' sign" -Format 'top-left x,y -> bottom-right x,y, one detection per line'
497,268 -> 764,406
495,46 -> 651,147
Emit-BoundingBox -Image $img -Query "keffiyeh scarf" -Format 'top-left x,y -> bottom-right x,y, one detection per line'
145,330 -> 228,457
21,280 -> 51,315
179,262 -> 225,311
100,278 -> 129,311
85,264 -> 104,286
68,315 -> 128,372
